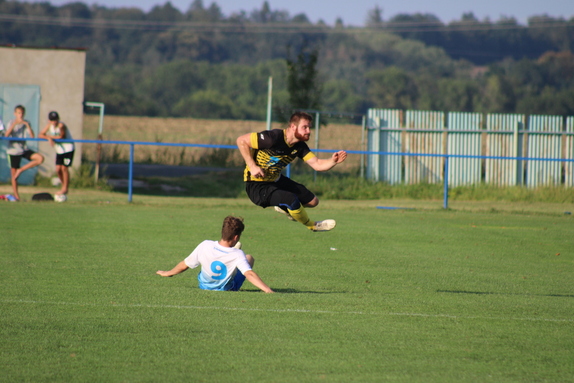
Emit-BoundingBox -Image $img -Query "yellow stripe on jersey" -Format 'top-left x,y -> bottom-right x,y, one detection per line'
302,152 -> 316,162
250,132 -> 259,149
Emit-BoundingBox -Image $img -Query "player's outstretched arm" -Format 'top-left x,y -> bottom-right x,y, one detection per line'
156,261 -> 189,277
306,150 -> 347,172
244,270 -> 274,293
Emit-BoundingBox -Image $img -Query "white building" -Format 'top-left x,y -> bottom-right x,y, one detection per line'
0,45 -> 86,184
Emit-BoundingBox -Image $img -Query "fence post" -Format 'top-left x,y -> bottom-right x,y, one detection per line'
128,144 -> 134,203
443,155 -> 449,209
360,115 -> 366,179
84,101 -> 105,184
314,112 -> 320,182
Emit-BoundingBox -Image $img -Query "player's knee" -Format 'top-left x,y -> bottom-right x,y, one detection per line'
305,197 -> 319,208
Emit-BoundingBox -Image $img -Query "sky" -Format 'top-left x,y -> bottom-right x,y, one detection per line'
18,0 -> 574,26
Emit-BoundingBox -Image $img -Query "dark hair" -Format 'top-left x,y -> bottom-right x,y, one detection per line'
48,111 -> 59,121
14,105 -> 25,113
289,111 -> 313,126
221,216 -> 244,241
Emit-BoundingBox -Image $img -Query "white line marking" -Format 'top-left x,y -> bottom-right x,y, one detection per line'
2,299 -> 572,323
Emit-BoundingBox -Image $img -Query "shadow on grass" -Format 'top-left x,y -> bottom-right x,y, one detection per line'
240,288 -> 344,294
437,290 -> 574,298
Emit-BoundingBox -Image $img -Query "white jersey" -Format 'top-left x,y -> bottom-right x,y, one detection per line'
184,240 -> 252,291
6,120 -> 30,155
49,122 -> 74,154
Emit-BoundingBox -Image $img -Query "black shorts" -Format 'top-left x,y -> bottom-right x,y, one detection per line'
8,150 -> 36,169
56,151 -> 75,167
245,176 -> 315,208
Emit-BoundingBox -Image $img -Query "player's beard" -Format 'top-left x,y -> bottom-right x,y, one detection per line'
294,129 -> 310,142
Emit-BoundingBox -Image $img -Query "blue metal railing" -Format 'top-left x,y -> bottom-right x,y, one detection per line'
2,136 -> 572,207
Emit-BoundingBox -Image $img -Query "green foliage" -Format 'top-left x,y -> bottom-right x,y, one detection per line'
286,44 -> 322,111
141,60 -> 209,114
110,168 -> 574,203
367,66 -> 417,109
34,162 -> 112,191
477,74 -> 516,113
70,162 -> 112,190
3,1 -> 574,117
435,78 -> 479,112
322,79 -> 367,112
173,90 -> 238,119
133,170 -> 245,197
449,184 -> 574,203
288,173 -> 574,203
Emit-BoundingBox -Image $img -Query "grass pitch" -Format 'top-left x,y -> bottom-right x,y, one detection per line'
1,189 -> 573,382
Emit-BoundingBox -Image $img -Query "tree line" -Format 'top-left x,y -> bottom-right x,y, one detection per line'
1,0 -> 573,119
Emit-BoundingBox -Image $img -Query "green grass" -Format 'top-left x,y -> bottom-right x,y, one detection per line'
1,191 -> 573,382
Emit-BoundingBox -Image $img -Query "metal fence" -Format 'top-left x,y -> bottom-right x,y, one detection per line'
367,109 -> 574,188
2,121 -> 573,207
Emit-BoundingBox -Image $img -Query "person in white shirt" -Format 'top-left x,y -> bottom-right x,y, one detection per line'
39,111 -> 75,196
156,216 -> 274,293
5,105 -> 44,201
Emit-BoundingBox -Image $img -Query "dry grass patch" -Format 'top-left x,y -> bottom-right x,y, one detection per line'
82,115 -> 364,171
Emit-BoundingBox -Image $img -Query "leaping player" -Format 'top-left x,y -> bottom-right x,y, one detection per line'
236,111 -> 347,232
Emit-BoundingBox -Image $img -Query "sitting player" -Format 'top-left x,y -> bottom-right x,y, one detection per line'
156,216 -> 274,293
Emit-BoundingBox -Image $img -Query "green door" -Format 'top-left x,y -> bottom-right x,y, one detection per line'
0,84 -> 41,184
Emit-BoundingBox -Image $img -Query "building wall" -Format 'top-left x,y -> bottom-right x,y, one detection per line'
0,46 -> 86,177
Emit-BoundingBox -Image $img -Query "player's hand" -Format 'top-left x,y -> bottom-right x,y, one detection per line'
250,165 -> 265,178
332,151 -> 347,164
156,270 -> 172,277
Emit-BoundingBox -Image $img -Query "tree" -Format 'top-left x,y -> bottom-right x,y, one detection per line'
322,79 -> 366,113
477,74 -> 515,113
173,90 -> 237,119
516,87 -> 574,115
148,2 -> 183,22
140,60 -> 207,114
285,44 -> 322,113
366,6 -> 383,28
436,78 -> 478,112
366,66 -> 418,109
186,0 -> 223,22
252,1 -> 271,23
187,0 -> 204,13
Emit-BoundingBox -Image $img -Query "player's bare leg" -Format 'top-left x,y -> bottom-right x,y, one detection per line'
10,168 -> 20,201
56,165 -> 69,195
14,153 -> 44,180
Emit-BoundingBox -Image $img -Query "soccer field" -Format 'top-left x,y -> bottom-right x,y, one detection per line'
1,191 -> 573,382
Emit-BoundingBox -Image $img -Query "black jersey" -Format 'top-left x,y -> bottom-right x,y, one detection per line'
243,129 -> 315,182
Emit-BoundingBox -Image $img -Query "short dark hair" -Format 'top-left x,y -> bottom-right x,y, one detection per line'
15,105 -> 25,114
48,111 -> 59,121
289,111 -> 313,126
221,216 -> 244,241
